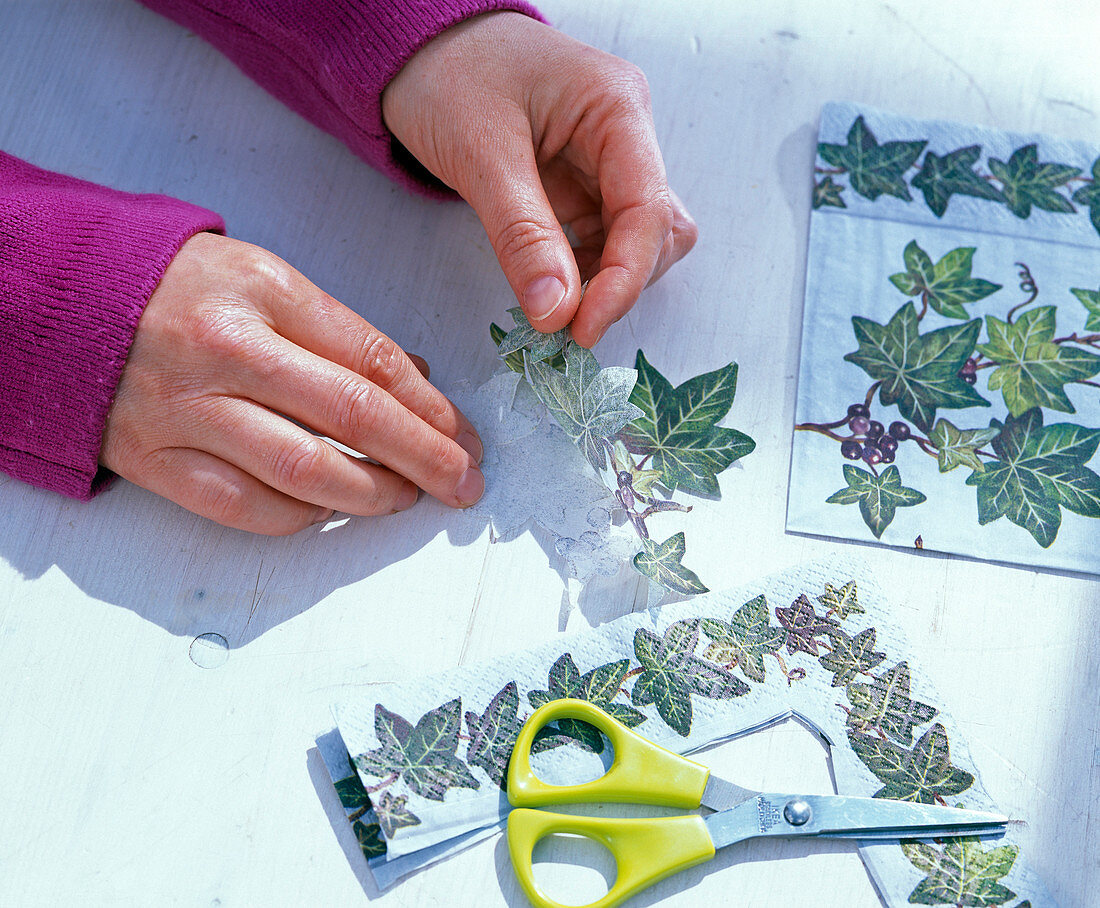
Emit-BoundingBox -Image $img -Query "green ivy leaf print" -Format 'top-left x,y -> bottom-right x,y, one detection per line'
525,342 -> 642,472
987,144 -> 1079,218
354,699 -> 480,802
632,533 -> 709,595
888,241 -> 1002,320
813,175 -> 846,209
631,620 -> 750,737
902,839 -> 1019,906
826,464 -> 927,539
818,116 -> 926,201
847,723 -> 974,803
465,682 -> 529,787
965,408 -> 1100,547
816,580 -> 864,619
490,322 -> 529,374
910,145 -> 1005,217
352,819 -> 387,860
845,302 -> 988,433
528,654 -> 646,753
498,307 -> 569,364
700,595 -> 785,683
334,760 -> 372,811
846,661 -> 938,746
818,627 -> 886,686
610,439 -> 662,497
979,307 -> 1100,416
618,351 -> 754,496
1071,156 -> 1100,237
928,418 -> 1001,473
1070,286 -> 1100,332
372,791 -> 421,839
774,593 -> 839,656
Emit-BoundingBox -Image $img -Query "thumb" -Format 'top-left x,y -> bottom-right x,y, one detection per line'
459,128 -> 581,333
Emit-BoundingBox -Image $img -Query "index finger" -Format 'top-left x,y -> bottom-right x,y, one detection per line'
254,260 -> 483,462
567,116 -> 675,347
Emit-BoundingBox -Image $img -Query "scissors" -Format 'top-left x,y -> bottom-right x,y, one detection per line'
506,699 -> 1008,908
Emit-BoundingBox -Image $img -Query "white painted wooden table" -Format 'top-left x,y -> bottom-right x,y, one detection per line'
1,2 -> 1097,905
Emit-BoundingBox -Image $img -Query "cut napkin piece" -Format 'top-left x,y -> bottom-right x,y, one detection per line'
788,102 -> 1100,572
323,560 -> 1053,906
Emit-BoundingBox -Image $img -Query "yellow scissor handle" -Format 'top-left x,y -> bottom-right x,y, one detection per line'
507,699 -> 710,809
507,809 -> 715,908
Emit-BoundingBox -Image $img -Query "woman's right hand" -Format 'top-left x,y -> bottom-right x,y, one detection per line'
100,232 -> 484,535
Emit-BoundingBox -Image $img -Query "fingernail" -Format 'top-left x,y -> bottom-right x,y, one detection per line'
455,466 -> 485,507
523,275 -> 566,322
313,507 -> 335,525
394,483 -> 418,512
457,430 -> 483,464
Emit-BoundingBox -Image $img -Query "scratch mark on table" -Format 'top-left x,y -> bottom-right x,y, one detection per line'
881,4 -> 994,120
1046,97 -> 1095,117
245,556 -> 276,631
457,542 -> 494,666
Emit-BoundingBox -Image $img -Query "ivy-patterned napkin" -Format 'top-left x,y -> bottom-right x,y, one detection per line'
789,102 -> 1100,571
322,560 -> 1053,905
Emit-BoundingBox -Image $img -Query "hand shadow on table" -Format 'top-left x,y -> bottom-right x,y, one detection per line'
0,473 -> 591,648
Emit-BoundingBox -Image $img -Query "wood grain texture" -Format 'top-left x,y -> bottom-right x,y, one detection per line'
1,1 -> 1097,905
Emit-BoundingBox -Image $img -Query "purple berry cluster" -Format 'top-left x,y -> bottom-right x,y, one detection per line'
957,357 -> 978,385
840,404 -> 910,466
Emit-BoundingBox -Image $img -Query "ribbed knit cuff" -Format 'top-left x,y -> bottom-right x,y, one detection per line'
139,0 -> 545,197
0,153 -> 225,500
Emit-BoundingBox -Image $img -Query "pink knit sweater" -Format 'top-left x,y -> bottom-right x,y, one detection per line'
0,0 -> 540,500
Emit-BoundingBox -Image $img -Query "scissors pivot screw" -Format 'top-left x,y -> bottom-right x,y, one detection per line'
782,798 -> 812,827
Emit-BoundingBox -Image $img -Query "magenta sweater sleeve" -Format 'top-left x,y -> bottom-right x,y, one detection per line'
139,0 -> 545,196
0,153 -> 224,500
2,0 -> 544,500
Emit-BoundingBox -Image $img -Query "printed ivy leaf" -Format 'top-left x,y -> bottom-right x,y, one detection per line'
490,322 -> 526,374
465,682 -> 527,787
334,759 -> 372,811
632,532 -> 709,595
816,580 -> 864,620
910,145 -> 1005,217
965,408 -> 1100,547
354,699 -> 479,802
528,654 -> 646,753
1070,286 -> 1100,332
813,175 -> 846,209
903,839 -> 1019,906
817,116 -> 926,201
352,820 -> 387,860
498,308 -> 569,363
618,351 -> 754,496
373,791 -> 421,839
1072,156 -> 1100,237
526,342 -> 642,472
826,464 -> 927,539
979,307 -> 1100,416
845,302 -> 988,432
888,241 -> 1001,320
988,144 -> 1078,218
847,661 -> 938,745
818,627 -> 886,686
928,418 -> 1001,473
700,594 -> 785,683
631,620 -> 750,736
848,723 -> 974,803
610,439 -> 662,497
774,593 -> 839,656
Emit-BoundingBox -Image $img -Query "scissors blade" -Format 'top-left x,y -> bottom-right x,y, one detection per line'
704,793 -> 1007,849
700,773 -> 759,811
